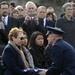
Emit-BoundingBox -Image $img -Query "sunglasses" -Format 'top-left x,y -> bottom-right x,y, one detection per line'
18,37 -> 25,40
20,37 -> 25,40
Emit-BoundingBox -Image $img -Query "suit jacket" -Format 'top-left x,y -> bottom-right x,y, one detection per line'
0,29 -> 7,55
18,17 -> 25,26
39,18 -> 55,46
0,16 -> 20,55
22,20 -> 45,39
4,16 -> 20,38
46,39 -> 75,75
38,18 -> 55,32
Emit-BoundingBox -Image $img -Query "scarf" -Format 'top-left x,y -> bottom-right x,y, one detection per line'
8,40 -> 29,69
22,46 -> 34,68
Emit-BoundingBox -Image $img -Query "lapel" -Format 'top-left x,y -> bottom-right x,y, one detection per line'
7,16 -> 10,27
39,18 -> 44,26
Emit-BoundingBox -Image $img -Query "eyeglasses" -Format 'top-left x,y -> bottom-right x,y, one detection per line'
18,9 -> 23,11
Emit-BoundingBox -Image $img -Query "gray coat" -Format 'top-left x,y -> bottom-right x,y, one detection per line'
56,16 -> 75,48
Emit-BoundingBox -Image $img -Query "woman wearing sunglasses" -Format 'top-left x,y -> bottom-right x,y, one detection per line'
1,27 -> 39,75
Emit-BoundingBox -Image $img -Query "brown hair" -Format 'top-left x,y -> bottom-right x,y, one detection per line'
10,9 -> 19,17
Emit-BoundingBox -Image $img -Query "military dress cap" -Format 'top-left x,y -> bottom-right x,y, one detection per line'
46,26 -> 65,36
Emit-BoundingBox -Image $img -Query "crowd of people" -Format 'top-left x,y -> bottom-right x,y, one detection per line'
0,0 -> 75,75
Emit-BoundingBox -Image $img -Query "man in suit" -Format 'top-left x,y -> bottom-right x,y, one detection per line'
39,27 -> 75,75
0,1 -> 20,43
37,6 -> 55,46
21,1 -> 45,39
0,1 -> 20,55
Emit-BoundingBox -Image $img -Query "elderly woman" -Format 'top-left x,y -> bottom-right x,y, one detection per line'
1,27 -> 39,75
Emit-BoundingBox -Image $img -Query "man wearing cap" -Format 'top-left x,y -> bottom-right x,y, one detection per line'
39,27 -> 75,75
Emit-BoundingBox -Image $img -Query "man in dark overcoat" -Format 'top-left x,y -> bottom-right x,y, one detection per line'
39,27 -> 75,75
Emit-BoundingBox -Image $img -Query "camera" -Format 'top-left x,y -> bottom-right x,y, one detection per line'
28,14 -> 36,17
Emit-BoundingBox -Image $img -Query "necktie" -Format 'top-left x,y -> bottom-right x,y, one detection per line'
3,17 -> 6,25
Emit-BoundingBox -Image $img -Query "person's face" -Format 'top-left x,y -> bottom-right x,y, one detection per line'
47,15 -> 53,21
12,12 -> 19,19
35,35 -> 44,46
37,8 -> 47,18
21,34 -> 28,46
64,6 -> 73,16
12,32 -> 24,46
1,4 -> 9,16
17,7 -> 24,17
47,34 -> 55,44
26,3 -> 36,14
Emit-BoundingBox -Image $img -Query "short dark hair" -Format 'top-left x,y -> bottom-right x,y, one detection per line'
0,1 -> 9,8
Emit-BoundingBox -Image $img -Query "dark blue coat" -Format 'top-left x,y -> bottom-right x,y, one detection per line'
1,44 -> 28,75
46,39 -> 75,75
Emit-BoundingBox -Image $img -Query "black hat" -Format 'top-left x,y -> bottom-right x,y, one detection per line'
46,26 -> 65,36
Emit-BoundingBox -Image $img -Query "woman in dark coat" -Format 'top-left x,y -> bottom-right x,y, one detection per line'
1,27 -> 37,75
29,31 -> 47,68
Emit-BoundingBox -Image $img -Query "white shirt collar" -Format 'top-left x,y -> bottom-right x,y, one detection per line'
43,18 -> 46,27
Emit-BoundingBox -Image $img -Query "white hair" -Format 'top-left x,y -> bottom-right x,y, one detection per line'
25,1 -> 37,9
15,5 -> 23,10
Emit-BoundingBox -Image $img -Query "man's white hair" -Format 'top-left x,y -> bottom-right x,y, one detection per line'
25,1 -> 37,9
